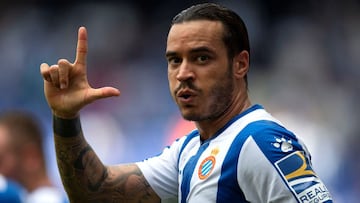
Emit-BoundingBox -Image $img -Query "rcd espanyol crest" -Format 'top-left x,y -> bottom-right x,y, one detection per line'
198,147 -> 219,180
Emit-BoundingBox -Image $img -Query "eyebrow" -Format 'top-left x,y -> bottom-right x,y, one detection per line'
190,46 -> 214,54
165,51 -> 177,58
165,46 -> 214,58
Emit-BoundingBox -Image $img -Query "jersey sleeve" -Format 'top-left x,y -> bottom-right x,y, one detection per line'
237,121 -> 333,203
136,136 -> 186,199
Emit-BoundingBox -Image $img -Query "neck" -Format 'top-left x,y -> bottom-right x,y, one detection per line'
195,94 -> 251,141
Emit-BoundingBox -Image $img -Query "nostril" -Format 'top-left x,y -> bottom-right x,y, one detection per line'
176,67 -> 194,81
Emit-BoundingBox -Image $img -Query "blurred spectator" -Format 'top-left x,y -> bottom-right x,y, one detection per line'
0,110 -> 68,203
0,174 -> 24,203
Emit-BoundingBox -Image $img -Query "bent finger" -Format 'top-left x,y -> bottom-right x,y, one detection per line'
49,65 -> 60,88
75,26 -> 88,66
40,63 -> 52,83
58,59 -> 71,89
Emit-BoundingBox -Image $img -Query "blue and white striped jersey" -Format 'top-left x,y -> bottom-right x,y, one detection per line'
0,174 -> 24,203
137,104 -> 333,203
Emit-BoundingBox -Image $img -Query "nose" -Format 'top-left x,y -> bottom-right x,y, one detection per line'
176,61 -> 195,82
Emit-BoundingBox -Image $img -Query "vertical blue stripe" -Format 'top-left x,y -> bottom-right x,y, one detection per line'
216,128 -> 250,202
177,130 -> 200,167
180,142 -> 210,203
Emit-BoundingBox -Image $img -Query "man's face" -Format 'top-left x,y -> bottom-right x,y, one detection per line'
166,20 -> 235,121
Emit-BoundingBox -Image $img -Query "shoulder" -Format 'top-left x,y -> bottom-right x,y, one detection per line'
237,120 -> 333,202
241,119 -> 305,163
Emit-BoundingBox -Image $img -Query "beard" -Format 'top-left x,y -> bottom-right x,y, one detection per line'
181,64 -> 235,121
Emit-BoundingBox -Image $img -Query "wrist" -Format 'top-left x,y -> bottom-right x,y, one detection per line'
52,110 -> 79,119
53,115 -> 82,137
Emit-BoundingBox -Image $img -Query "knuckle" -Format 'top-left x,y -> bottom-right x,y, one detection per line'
58,59 -> 68,65
49,66 -> 58,74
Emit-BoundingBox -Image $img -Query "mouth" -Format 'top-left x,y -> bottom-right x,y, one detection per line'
177,89 -> 196,102
180,94 -> 191,99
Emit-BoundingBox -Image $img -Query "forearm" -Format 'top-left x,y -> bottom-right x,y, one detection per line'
53,115 -> 106,201
53,115 -> 160,202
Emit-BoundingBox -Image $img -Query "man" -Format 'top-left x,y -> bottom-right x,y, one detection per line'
0,111 -> 68,203
40,3 -> 333,202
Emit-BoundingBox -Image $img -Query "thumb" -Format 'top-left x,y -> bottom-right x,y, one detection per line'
86,87 -> 121,103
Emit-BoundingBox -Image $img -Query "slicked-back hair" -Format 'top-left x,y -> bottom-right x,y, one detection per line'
172,3 -> 250,59
171,3 -> 250,86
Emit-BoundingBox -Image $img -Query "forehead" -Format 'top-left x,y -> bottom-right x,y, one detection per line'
166,20 -> 225,52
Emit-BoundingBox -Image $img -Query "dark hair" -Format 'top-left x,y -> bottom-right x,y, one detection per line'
171,3 -> 250,86
172,3 -> 250,59
0,111 -> 44,156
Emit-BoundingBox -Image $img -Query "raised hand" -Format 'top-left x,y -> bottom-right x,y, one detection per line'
40,27 -> 120,118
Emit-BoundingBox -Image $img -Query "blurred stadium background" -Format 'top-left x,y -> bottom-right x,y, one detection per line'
0,0 -> 359,202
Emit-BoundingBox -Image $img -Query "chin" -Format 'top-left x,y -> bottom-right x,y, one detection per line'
179,106 -> 210,121
181,112 -> 210,122
181,114 -> 196,121
181,112 -> 199,121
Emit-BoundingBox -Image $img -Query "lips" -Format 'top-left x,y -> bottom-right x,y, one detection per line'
176,89 -> 197,103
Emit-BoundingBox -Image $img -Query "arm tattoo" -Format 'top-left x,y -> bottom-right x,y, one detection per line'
54,131 -> 161,203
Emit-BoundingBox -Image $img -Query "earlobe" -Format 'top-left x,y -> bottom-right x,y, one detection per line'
233,50 -> 249,79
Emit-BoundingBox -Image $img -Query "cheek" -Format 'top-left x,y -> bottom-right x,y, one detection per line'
168,71 -> 177,91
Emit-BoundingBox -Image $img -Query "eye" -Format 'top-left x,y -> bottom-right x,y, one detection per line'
167,57 -> 182,66
196,55 -> 210,64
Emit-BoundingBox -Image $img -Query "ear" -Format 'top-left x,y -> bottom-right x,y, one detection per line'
232,50 -> 249,79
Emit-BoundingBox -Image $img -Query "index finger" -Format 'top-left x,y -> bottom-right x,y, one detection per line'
75,26 -> 88,65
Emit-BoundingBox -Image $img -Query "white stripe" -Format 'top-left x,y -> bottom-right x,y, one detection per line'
289,176 -> 319,187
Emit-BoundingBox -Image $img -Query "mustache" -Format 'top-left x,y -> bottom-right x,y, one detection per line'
174,81 -> 200,95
